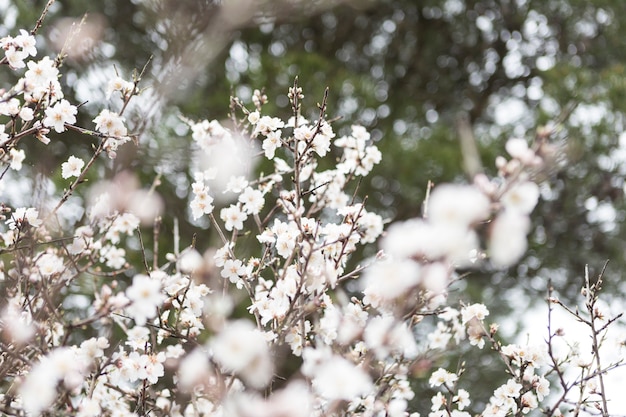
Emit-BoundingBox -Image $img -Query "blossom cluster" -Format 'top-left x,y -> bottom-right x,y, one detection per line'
0,15 -> 624,417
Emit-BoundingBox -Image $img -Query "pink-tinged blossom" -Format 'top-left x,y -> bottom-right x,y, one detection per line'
61,155 -> 85,179
79,337 -> 109,361
125,274 -> 165,325
43,99 -> 77,133
428,184 -> 491,227
488,210 -> 531,267
497,378 -> 523,400
211,319 -> 273,388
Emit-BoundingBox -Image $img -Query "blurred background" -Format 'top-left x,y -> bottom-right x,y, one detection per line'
3,0 -> 626,412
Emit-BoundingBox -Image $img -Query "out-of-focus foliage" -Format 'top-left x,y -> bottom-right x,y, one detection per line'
4,0 -> 626,411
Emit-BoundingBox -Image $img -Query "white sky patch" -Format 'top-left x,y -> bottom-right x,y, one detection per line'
570,103 -> 607,127
0,0 -> 17,34
607,132 -> 626,174
476,15 -> 493,33
584,197 -> 617,233
519,299 -> 626,416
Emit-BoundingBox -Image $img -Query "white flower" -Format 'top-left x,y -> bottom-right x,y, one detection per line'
431,392 -> 446,411
24,56 -> 58,88
312,131 -> 332,157
19,106 -> 34,121
1,298 -> 36,344
19,347 -> 88,416
43,99 -> 77,133
93,109 -> 127,137
99,245 -> 126,269
190,182 -> 214,219
506,138 -> 538,164
106,76 -> 135,99
364,315 -> 418,359
225,176 -> 248,193
534,376 -> 550,400
5,46 -> 28,69
521,391 -> 538,413
61,155 -> 85,179
0,124 -> 8,144
7,207 -> 42,229
262,130 -> 282,159
9,148 -> 25,170
254,115 -> 284,136
311,355 -> 373,400
177,348 -> 212,392
454,389 -> 471,410
221,258 -> 246,283
362,259 -> 422,304
239,187 -> 265,214
14,29 -> 37,57
125,274 -> 165,325
500,378 -> 523,398
211,319 -> 273,388
502,181 -> 540,214
488,210 -> 531,267
36,252 -> 64,277
220,204 -> 247,231
247,110 -> 260,124
428,184 -> 490,227
428,368 -> 458,387
461,303 -> 489,324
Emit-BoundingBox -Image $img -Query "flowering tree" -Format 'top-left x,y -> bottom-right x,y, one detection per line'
0,4 -> 624,417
